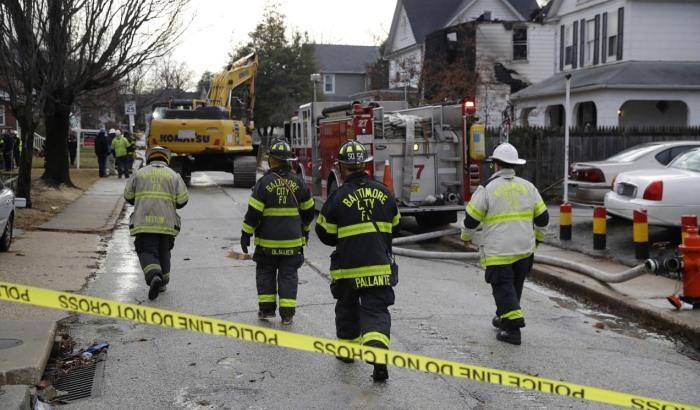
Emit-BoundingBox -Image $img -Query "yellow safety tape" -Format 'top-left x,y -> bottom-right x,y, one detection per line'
0,281 -> 695,409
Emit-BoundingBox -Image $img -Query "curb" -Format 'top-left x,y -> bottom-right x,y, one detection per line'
438,235 -> 700,349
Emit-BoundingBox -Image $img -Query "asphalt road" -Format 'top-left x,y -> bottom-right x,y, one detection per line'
64,172 -> 699,409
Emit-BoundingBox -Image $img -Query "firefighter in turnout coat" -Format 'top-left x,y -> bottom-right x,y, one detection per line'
124,146 -> 189,300
241,140 -> 315,325
461,143 -> 549,345
315,140 -> 401,382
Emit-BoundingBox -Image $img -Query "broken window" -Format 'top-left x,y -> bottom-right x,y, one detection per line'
513,27 -> 527,61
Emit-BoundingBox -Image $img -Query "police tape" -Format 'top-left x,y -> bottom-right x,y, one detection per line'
0,280 -> 696,410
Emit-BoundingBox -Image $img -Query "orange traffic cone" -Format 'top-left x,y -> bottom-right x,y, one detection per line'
382,159 -> 394,194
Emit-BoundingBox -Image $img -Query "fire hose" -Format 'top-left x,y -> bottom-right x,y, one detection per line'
392,230 -> 650,284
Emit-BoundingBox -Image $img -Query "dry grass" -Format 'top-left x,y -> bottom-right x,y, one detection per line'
14,168 -> 100,230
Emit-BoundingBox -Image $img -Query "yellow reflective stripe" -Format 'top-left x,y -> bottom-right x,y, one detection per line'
362,331 -> 390,347
262,207 -> 300,217
500,309 -> 524,320
535,229 -> 546,242
242,222 -> 255,234
258,294 -> 276,303
392,211 -> 401,227
176,191 -> 188,202
248,197 -> 265,212
337,222 -> 393,239
279,298 -> 297,308
135,192 -> 176,201
143,264 -> 161,274
300,198 -> 314,210
339,337 -> 361,344
534,200 -> 547,217
254,237 -> 304,248
481,253 -> 533,267
329,264 -> 392,280
483,211 -> 533,225
466,203 -> 485,222
303,224 -> 311,232
317,214 -> 338,234
130,226 -> 179,236
461,229 -> 472,241
124,189 -> 135,200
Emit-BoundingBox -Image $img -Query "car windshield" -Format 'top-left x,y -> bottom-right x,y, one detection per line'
669,149 -> 700,173
605,143 -> 662,163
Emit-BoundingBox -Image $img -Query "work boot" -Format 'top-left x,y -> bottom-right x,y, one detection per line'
492,316 -> 501,329
148,276 -> 162,301
496,328 -> 521,345
257,310 -> 275,320
372,364 -> 389,382
280,314 -> 294,325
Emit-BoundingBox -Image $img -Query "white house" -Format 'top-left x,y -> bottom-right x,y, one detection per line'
512,0 -> 700,128
385,0 -> 550,126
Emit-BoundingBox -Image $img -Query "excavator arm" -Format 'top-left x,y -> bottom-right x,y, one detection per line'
207,52 -> 259,128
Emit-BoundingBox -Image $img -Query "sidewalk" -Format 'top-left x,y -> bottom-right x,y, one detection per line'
38,178 -> 126,233
441,235 -> 700,349
0,177 -> 126,394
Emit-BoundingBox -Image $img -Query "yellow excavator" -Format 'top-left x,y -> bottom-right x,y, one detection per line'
147,53 -> 259,187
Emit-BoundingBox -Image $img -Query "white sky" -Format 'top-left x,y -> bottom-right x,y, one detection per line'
173,0 -> 397,80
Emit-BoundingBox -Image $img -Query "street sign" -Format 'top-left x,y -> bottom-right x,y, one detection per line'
124,101 -> 137,115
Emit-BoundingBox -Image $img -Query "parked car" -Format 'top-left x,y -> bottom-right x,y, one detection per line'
568,141 -> 700,206
0,178 -> 17,251
605,148 -> 700,227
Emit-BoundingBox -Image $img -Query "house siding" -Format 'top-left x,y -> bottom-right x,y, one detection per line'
626,0 -> 700,61
389,48 -> 423,89
451,0 -> 521,24
322,73 -> 369,101
390,6 -> 417,53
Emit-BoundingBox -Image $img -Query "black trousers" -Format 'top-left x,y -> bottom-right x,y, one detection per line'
97,154 -> 108,177
332,280 -> 394,348
254,253 -> 303,317
2,152 -> 12,171
485,255 -> 534,330
134,234 -> 174,285
116,156 -> 130,178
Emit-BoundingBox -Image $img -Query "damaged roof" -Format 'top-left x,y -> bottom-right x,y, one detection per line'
512,61 -> 700,100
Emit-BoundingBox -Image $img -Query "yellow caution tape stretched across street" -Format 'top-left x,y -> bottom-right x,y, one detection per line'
0,280 -> 696,409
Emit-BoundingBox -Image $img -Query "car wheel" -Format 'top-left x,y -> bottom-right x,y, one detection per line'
0,213 -> 13,252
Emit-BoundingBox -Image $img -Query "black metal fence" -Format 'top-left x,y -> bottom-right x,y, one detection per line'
484,126 -> 700,197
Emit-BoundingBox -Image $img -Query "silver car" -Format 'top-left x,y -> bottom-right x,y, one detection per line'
0,178 -> 16,251
568,141 -> 700,206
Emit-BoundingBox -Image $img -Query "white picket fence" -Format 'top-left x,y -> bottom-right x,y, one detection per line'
33,132 -> 45,153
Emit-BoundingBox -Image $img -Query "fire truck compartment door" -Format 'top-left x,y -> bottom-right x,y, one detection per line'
391,155 -> 436,202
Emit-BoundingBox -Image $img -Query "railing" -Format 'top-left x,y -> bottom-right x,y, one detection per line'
33,132 -> 45,152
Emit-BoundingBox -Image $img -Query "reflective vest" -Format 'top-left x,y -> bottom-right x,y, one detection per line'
112,135 -> 129,157
123,161 -> 188,236
243,168 -> 315,255
461,169 -> 547,267
316,172 -> 401,282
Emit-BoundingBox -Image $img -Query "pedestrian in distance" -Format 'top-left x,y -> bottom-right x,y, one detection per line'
68,132 -> 78,166
1,130 -> 15,171
315,140 -> 401,382
94,128 -> 110,177
11,130 -> 21,169
112,131 -> 131,178
125,131 -> 136,173
124,146 -> 188,300
240,140 -> 315,325
106,128 -> 117,176
461,143 -> 549,346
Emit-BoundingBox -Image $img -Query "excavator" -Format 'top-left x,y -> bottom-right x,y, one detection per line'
147,53 -> 259,187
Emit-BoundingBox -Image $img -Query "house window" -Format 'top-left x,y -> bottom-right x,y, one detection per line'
586,19 -> 595,65
0,105 -> 5,126
607,11 -> 618,59
565,46 -> 574,65
513,27 -> 527,61
608,36 -> 617,57
323,74 -> 335,94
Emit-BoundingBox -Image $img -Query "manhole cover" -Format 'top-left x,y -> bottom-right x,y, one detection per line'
0,338 -> 23,350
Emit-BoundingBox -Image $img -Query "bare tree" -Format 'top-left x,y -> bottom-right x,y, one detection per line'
0,0 -> 49,206
0,0 -> 189,187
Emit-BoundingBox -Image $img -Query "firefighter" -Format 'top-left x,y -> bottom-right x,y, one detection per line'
111,131 -> 130,178
240,140 -> 315,325
315,140 -> 400,382
124,146 -> 188,300
461,143 -> 548,345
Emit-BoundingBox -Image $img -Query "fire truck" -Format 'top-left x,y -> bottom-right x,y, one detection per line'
285,100 -> 485,228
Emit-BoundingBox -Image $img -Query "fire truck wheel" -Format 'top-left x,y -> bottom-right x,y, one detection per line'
233,156 -> 257,188
415,211 -> 457,229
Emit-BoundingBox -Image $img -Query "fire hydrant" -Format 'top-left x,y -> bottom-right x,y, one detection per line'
679,235 -> 700,301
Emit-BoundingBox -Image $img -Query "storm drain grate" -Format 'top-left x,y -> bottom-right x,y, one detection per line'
51,352 -> 106,402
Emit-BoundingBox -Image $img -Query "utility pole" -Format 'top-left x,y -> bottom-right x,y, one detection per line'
563,73 -> 572,204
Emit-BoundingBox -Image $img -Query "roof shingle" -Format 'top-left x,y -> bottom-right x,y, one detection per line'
313,44 -> 379,74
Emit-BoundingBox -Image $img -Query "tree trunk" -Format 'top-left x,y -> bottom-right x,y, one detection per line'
41,97 -> 74,187
16,116 -> 36,208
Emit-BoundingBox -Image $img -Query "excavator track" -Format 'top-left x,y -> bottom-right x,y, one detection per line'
232,156 -> 257,188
